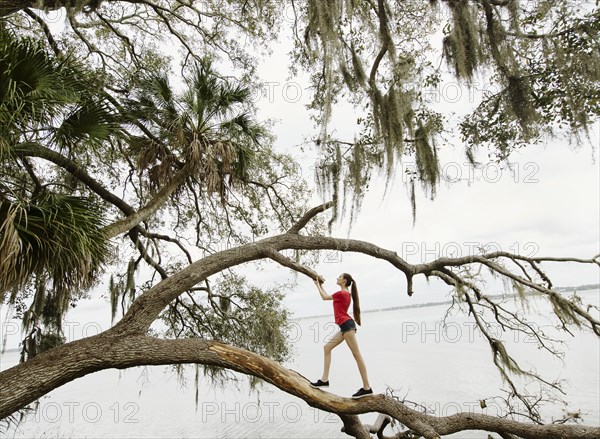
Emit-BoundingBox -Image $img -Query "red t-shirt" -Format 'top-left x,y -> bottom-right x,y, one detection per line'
332,290 -> 352,325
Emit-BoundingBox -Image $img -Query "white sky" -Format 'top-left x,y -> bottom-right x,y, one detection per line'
1,10 -> 599,350
248,34 -> 600,319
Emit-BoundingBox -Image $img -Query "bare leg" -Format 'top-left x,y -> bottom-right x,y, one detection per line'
343,330 -> 371,389
321,331 -> 344,381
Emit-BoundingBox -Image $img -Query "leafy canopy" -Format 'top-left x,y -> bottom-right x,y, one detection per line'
0,29 -> 310,370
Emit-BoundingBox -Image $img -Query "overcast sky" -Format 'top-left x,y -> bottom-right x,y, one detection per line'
248,34 -> 600,320
1,16 -> 599,351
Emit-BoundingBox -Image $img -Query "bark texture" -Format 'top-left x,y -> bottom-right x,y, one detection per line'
2,334 -> 599,439
1,205 -> 599,438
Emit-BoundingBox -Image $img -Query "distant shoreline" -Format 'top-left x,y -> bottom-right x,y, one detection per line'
2,284 -> 597,353
292,283 -> 600,321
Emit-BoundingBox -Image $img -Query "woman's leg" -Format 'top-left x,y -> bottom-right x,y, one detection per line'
321,331 -> 344,381
343,330 -> 371,389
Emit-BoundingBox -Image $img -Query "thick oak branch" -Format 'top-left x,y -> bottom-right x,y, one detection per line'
2,204 -> 598,438
1,335 -> 598,439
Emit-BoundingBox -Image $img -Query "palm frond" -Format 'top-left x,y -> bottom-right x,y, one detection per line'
221,113 -> 265,144
1,29 -> 121,158
186,58 -> 220,123
0,193 -> 111,303
0,29 -> 79,129
216,83 -> 252,115
123,56 -> 263,200
54,99 -> 118,148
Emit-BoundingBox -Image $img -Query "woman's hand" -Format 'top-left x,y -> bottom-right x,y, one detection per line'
314,276 -> 332,300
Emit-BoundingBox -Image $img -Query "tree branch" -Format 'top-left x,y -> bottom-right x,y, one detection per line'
12,142 -> 191,240
13,142 -> 133,215
101,163 -> 191,239
137,229 -> 193,264
110,232 -> 420,334
1,195 -> 599,437
1,334 -> 598,439
262,247 -> 322,281
110,227 -> 599,338
287,201 -> 333,234
22,7 -> 60,55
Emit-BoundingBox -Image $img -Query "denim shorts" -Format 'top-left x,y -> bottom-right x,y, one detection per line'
339,319 -> 357,333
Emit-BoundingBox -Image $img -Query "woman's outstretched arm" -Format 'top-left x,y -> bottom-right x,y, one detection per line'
314,278 -> 333,301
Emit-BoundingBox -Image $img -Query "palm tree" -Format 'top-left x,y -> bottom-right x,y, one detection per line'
125,57 -> 265,203
0,29 -> 115,355
1,32 -> 266,358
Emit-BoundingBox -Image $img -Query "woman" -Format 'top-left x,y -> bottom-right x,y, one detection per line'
310,273 -> 373,398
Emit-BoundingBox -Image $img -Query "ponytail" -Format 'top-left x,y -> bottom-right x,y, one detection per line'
351,281 -> 361,326
342,273 -> 361,326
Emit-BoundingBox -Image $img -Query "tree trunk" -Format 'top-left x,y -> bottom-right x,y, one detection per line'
1,210 -> 599,438
2,333 -> 599,439
13,142 -> 190,240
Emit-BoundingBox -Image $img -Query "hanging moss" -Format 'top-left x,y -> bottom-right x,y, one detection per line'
442,35 -> 461,78
506,0 -> 521,33
309,0 -> 341,43
465,146 -> 477,167
21,275 -> 46,336
414,122 -> 439,196
369,84 -> 416,182
491,338 -> 525,376
350,46 -> 367,86
37,332 -> 65,354
409,178 -> 416,224
382,85 -> 404,174
339,55 -> 357,92
305,0 -> 598,228
505,74 -> 538,134
370,87 -> 384,139
304,0 -> 443,224
41,292 -> 65,332
219,295 -> 231,313
314,142 -> 342,231
32,275 -> 46,322
109,274 -> 118,323
329,145 -> 342,230
345,141 -> 369,227
320,47 -> 334,135
125,258 -> 136,304
549,293 -> 582,328
442,0 -> 483,80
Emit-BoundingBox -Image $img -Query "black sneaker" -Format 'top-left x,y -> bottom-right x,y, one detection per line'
352,387 -> 373,398
310,379 -> 329,388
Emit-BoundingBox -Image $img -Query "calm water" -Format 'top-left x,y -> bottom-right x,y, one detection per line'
2,289 -> 599,438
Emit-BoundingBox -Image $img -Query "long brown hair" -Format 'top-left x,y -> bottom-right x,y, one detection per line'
342,273 -> 361,326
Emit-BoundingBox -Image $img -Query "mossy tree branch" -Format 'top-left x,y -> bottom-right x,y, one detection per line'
2,203 -> 598,438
